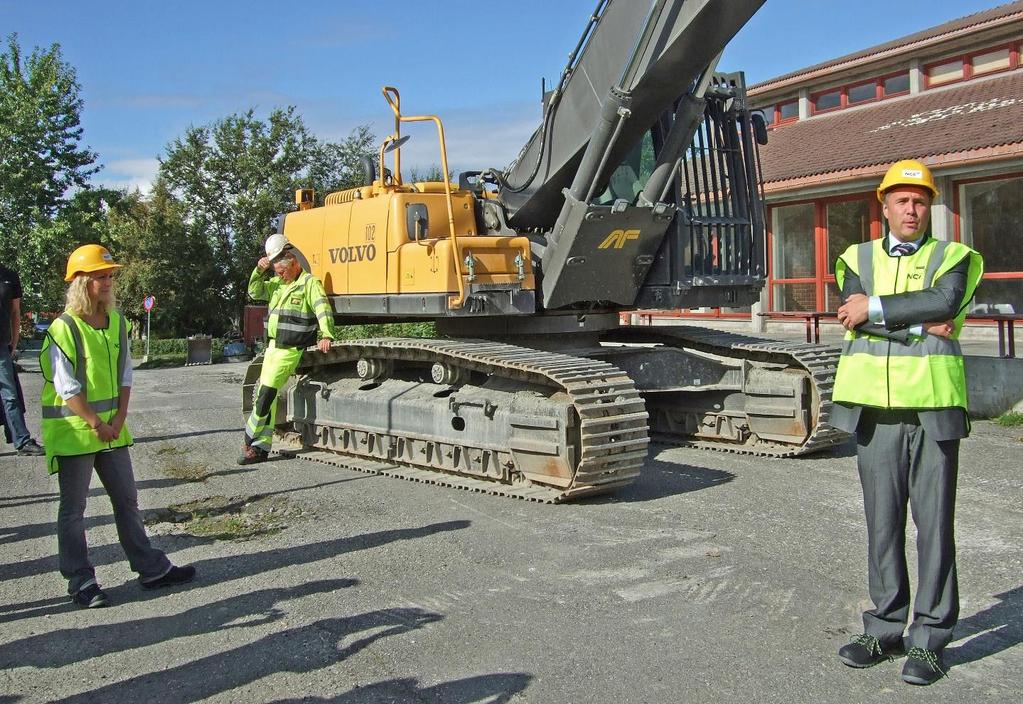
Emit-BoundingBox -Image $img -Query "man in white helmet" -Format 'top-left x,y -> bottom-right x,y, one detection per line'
239,234 -> 334,464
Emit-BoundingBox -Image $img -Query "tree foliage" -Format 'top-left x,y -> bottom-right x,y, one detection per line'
158,110 -> 374,329
307,124 -> 375,196
104,181 -> 225,336
1,34 -> 379,333
0,34 -> 100,309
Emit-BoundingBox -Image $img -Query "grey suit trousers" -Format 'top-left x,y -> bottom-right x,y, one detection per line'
57,447 -> 171,594
854,408 -> 959,651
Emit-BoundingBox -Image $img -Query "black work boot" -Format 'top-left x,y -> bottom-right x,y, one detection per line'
902,647 -> 947,685
237,444 -> 269,465
838,633 -> 905,668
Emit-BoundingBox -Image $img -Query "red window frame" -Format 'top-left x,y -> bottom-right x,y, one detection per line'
924,42 -> 1020,89
952,170 -> 1023,301
846,78 -> 881,105
810,88 -> 844,115
774,100 -> 799,126
767,193 -> 881,312
879,70 -> 911,98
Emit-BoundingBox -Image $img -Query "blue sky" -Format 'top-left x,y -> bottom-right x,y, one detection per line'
2,0 -> 1006,191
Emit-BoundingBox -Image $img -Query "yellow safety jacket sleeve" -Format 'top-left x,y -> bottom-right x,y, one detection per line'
247,266 -> 278,303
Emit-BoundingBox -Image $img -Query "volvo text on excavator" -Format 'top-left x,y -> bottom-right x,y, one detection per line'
242,0 -> 848,502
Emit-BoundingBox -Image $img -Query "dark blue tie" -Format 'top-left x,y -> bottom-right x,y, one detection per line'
891,243 -> 915,256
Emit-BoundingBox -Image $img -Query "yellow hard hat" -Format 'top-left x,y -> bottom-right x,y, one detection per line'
876,159 -> 939,203
64,244 -> 122,282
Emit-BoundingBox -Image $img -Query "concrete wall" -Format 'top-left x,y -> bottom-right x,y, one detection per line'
966,355 -> 1023,418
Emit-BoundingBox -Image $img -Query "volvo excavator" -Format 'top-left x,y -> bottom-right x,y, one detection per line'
242,0 -> 848,502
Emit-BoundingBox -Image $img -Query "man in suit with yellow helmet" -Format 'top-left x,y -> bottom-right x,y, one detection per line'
831,160 -> 983,685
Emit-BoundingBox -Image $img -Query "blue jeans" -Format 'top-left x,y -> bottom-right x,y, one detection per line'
0,344 -> 30,448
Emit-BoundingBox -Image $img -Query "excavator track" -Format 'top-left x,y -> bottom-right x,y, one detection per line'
278,338 -> 649,503
609,325 -> 850,457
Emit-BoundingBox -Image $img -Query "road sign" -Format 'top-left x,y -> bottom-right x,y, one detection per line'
143,295 -> 156,312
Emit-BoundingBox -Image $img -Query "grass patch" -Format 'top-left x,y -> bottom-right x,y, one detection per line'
994,411 -> 1023,427
154,443 -> 210,482
145,494 -> 302,540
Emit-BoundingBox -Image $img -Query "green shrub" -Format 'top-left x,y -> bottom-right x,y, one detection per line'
995,411 -> 1023,427
334,322 -> 437,340
131,337 -> 227,358
131,324 -> 437,359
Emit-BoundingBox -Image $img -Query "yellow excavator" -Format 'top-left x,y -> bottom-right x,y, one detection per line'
243,0 -> 848,502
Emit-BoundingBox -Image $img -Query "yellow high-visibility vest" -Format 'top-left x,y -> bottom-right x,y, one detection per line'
40,311 -> 133,473
833,237 -> 983,410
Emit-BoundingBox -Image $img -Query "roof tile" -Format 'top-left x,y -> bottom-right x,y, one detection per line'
759,71 -> 1023,185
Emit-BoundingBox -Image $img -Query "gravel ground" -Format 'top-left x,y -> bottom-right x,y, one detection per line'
1,357 -> 1020,703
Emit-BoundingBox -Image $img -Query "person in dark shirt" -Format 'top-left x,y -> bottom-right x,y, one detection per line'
0,264 -> 44,455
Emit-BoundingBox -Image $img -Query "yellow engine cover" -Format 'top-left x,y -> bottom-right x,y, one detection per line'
282,185 -> 534,302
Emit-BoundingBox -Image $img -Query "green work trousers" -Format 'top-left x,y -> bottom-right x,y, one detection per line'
244,342 -> 303,451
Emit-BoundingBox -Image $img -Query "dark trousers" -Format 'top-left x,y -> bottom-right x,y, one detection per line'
57,447 -> 171,594
856,409 -> 959,651
0,345 -> 30,448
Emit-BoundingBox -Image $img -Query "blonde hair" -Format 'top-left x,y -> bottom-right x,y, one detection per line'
65,275 -> 118,317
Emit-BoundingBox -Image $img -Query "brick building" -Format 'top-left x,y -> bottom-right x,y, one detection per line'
709,2 -> 1023,329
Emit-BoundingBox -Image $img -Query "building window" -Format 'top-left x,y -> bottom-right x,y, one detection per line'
847,81 -> 878,105
882,73 -> 910,96
771,203 -> 817,311
769,196 -> 878,313
957,174 -> 1023,314
777,100 -> 799,123
927,58 -> 964,86
825,199 -> 872,310
972,47 -> 1011,75
812,89 -> 842,113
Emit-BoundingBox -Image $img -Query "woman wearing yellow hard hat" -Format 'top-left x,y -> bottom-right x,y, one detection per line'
40,244 -> 195,608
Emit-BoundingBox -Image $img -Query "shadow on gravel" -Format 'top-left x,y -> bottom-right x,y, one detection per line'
133,427 -> 240,444
0,578 -> 358,669
0,514 -> 111,547
180,520 -> 471,591
58,607 -> 444,703
269,672 -> 534,703
588,457 -> 735,503
946,584 -> 1023,669
0,595 -> 70,626
0,491 -> 58,509
0,520 -> 469,596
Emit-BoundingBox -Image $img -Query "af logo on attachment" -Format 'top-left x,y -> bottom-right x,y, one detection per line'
598,229 -> 640,249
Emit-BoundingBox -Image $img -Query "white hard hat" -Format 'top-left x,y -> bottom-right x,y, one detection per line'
264,233 -> 291,261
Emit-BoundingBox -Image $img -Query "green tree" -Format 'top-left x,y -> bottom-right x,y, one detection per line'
159,107 -> 319,316
307,124 -> 376,196
0,34 -> 99,289
106,180 -> 225,336
159,110 -> 375,321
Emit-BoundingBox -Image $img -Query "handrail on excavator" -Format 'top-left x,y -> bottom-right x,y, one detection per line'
380,86 -> 466,309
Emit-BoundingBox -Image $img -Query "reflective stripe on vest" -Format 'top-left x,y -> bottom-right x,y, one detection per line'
40,311 -> 133,473
265,273 -> 332,348
832,237 -> 982,411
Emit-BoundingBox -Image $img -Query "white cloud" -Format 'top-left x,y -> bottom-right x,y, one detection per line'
97,157 -> 160,194
310,100 -> 543,177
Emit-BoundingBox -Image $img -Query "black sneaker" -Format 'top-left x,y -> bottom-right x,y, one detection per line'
902,647 -> 947,685
16,439 -> 44,456
140,564 -> 196,590
71,583 -> 109,608
838,633 -> 905,668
